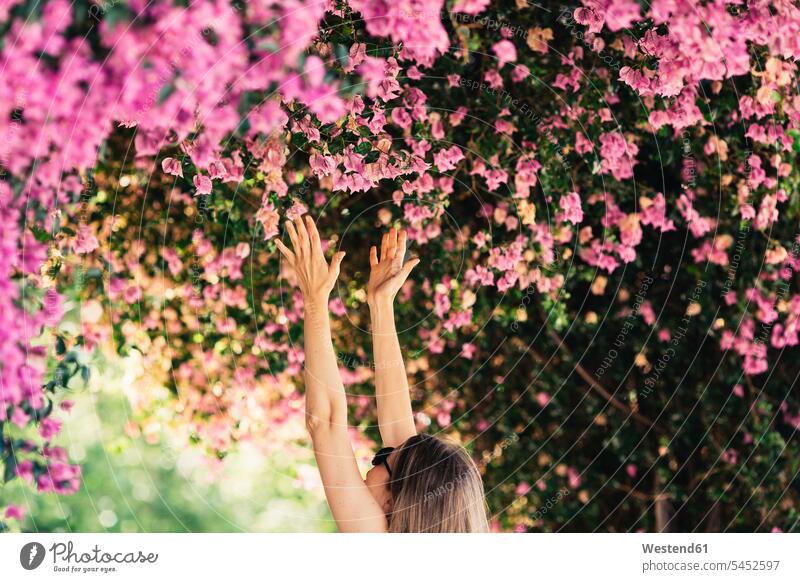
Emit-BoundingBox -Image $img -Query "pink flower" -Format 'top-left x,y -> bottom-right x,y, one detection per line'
16,460 -> 34,484
193,174 -> 213,195
618,214 -> 642,247
640,193 -> 676,232
619,67 -> 651,93
460,343 -> 476,359
248,101 -> 289,136
39,417 -> 62,439
73,225 -> 99,255
567,467 -> 581,489
574,7 -> 604,33
343,42 -> 367,73
433,145 -> 464,172
484,68 -> 503,90
640,301 -> 656,326
743,356 -> 767,375
348,0 -> 449,66
123,285 -> 143,304
599,131 -> 638,181
257,206 -> 281,241
207,161 -> 228,180
4,505 -> 25,521
604,0 -> 641,31
560,192 -> 583,224
161,157 -> 183,178
450,106 -> 468,126
434,289 -> 451,318
722,449 -> 738,465
510,64 -> 530,82
10,407 -> 30,429
452,0 -> 490,15
492,40 -> 517,68
41,288 -> 64,327
328,298 -> 347,317
495,119 -> 514,135
376,77 -> 402,102
406,66 -> 422,80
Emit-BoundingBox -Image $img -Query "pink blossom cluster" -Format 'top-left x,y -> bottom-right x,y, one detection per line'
347,0 -> 450,66
571,0 -> 800,379
4,0 -> 800,527
0,0 -> 346,516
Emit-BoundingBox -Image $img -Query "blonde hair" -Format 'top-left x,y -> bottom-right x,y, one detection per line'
388,434 -> 489,532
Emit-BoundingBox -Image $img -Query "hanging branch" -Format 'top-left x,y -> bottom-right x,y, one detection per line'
535,310 -> 659,428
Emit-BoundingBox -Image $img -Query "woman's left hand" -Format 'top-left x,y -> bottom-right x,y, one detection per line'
275,215 -> 345,304
367,227 -> 420,305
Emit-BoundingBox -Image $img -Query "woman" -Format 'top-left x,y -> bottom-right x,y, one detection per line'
275,215 -> 489,532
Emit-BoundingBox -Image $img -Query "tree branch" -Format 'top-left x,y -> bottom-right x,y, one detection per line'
539,326 -> 657,429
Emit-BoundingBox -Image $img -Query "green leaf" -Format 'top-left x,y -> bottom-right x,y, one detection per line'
237,118 -> 251,136
790,130 -> 800,153
158,83 -> 176,105
291,132 -> 308,149
4,454 -> 16,483
354,141 -> 372,155
328,138 -> 345,155
30,225 -> 51,243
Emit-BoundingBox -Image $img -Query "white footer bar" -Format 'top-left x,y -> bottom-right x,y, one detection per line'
1,533 -> 797,581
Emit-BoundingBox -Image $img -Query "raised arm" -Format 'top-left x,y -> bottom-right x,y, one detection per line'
275,215 -> 387,532
367,227 -> 421,447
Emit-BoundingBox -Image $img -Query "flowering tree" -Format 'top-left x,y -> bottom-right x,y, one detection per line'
0,0 -> 348,527
2,0 -> 800,531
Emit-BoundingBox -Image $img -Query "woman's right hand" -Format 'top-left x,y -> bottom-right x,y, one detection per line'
275,215 -> 345,305
367,227 -> 420,305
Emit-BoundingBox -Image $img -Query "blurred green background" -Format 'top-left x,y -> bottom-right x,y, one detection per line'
3,363 -> 335,533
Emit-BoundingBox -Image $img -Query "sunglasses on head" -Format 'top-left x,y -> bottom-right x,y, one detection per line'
371,446 -> 395,477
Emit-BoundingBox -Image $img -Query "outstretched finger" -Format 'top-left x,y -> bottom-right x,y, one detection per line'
399,257 -> 420,280
369,245 -> 379,268
305,215 -> 322,256
285,221 -> 301,256
386,227 -> 398,259
275,239 -> 295,263
393,229 -> 408,269
380,232 -> 389,261
328,251 -> 346,282
294,215 -> 310,254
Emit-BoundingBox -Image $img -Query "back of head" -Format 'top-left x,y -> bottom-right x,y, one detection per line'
388,434 -> 489,533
